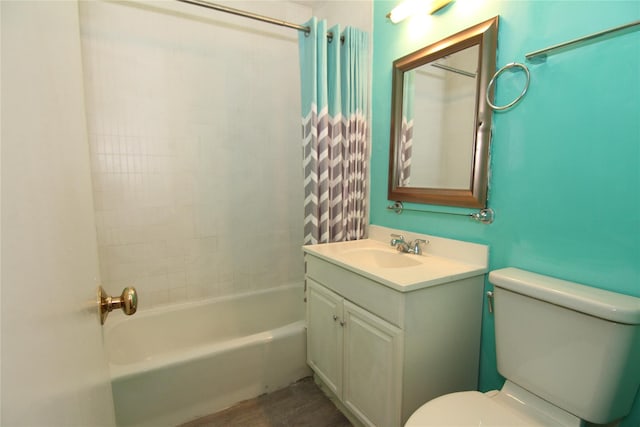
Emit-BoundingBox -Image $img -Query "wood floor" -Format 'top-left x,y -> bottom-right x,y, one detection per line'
179,377 -> 353,427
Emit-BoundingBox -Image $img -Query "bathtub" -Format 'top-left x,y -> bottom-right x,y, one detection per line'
104,284 -> 311,427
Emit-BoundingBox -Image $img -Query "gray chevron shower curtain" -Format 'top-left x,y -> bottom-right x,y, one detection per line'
399,70 -> 414,186
298,18 -> 369,245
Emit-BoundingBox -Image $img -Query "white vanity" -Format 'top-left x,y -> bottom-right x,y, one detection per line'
302,226 -> 489,427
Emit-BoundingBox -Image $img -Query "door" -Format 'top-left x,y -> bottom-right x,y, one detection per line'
306,279 -> 344,398
1,1 -> 116,425
342,301 -> 403,427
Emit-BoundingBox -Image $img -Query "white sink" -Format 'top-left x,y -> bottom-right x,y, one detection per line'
302,226 -> 489,292
341,248 -> 423,268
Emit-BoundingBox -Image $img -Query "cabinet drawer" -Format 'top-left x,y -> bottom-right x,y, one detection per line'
306,254 -> 404,328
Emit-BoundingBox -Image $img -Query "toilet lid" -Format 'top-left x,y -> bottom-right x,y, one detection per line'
405,391 -> 564,426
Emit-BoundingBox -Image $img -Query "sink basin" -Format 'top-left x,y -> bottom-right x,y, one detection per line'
341,248 -> 423,268
302,229 -> 489,292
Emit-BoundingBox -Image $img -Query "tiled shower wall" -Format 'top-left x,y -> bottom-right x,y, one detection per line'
79,1 -> 309,309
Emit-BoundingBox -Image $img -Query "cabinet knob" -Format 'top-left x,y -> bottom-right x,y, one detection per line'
333,314 -> 338,321
340,320 -> 345,327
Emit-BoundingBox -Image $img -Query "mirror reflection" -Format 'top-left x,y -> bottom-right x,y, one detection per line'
399,45 -> 478,189
388,17 -> 499,208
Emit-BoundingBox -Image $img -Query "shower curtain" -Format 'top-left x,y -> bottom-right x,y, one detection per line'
298,18 -> 369,245
399,71 -> 414,186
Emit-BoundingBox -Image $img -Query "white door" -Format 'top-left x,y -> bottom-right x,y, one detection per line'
1,1 -> 116,425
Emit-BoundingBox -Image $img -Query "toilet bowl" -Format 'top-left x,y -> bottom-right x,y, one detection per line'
405,267 -> 640,427
405,381 -> 580,426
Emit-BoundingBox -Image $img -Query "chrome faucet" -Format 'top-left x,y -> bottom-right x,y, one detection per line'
390,233 -> 405,247
407,238 -> 428,254
390,234 -> 429,255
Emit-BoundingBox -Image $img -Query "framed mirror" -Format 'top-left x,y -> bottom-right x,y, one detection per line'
388,17 -> 499,208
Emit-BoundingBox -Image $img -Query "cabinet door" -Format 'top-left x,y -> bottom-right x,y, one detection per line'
342,300 -> 403,427
306,279 -> 344,398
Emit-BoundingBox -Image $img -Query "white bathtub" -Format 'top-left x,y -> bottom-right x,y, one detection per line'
104,284 -> 311,427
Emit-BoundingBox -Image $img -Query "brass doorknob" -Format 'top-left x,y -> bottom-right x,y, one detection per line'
98,286 -> 138,325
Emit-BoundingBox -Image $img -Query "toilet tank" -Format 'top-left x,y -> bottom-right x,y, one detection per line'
489,267 -> 640,425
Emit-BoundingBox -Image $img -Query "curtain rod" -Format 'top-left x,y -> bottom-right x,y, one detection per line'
176,0 -> 343,42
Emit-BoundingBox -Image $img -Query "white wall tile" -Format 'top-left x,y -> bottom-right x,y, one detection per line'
80,0 -> 308,309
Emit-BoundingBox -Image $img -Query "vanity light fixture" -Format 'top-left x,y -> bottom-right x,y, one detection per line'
387,0 -> 453,24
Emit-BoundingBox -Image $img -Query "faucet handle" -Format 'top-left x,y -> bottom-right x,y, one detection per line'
411,239 -> 429,254
390,234 -> 405,246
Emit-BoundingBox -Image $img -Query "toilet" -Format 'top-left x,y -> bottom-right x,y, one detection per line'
406,267 -> 640,427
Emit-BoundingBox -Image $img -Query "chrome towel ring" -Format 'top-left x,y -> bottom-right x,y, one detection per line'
486,62 -> 530,111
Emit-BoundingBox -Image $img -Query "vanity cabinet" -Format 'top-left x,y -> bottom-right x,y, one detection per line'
307,279 -> 403,427
304,251 -> 485,427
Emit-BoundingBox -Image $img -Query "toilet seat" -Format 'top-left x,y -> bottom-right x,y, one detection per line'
405,391 -> 550,426
405,382 -> 581,427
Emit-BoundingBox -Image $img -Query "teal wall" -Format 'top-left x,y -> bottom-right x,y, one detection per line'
370,0 -> 640,424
